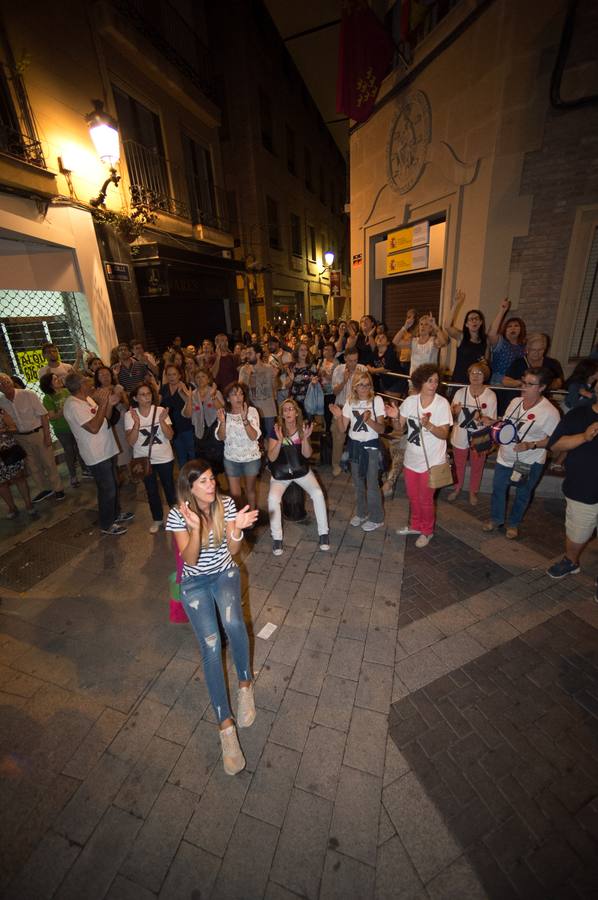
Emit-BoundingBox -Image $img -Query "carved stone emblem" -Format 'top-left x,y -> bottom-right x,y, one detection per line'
387,90 -> 432,194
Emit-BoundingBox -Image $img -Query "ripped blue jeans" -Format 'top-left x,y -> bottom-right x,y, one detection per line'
180,566 -> 251,723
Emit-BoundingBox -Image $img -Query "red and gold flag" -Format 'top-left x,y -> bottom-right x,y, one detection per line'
336,0 -> 395,124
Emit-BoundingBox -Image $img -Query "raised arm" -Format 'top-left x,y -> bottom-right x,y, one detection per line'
444,289 -> 466,341
487,298 -> 510,347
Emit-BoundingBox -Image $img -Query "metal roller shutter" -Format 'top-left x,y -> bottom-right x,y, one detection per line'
382,271 -> 442,335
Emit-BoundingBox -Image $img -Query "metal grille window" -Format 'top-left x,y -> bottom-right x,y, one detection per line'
290,213 -> 302,258
569,226 -> 598,359
307,225 -> 316,262
0,290 -> 87,391
182,135 -> 229,231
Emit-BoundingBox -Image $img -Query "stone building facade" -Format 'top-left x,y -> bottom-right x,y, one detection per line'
349,0 -> 598,371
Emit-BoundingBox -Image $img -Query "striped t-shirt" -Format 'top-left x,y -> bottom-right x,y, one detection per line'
165,496 -> 237,577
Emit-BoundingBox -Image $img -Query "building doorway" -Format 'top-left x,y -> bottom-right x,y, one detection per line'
382,270 -> 442,335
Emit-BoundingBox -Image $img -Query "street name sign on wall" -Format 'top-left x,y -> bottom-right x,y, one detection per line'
103,261 -> 131,282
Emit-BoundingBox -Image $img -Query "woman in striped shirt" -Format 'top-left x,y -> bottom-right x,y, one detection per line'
165,459 -> 258,776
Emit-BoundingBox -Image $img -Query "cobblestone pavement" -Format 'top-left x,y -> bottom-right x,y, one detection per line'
0,466 -> 597,899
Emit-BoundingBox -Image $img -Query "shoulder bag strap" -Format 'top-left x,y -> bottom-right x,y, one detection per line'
417,399 -> 431,472
147,405 -> 158,463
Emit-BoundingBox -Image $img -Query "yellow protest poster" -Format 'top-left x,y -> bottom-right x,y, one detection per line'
17,349 -> 47,383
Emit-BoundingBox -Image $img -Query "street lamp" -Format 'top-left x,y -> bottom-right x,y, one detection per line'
86,100 -> 121,207
319,250 -> 335,274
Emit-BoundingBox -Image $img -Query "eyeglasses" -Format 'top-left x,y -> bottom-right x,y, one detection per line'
521,380 -> 539,386
470,370 -> 484,376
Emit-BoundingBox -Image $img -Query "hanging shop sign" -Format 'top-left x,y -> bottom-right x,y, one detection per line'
330,270 -> 341,296
17,348 -> 46,383
387,221 -> 430,253
386,245 -> 429,275
103,261 -> 131,283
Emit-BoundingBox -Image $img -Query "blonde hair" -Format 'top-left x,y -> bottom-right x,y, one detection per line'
277,398 -> 305,439
177,460 -> 225,549
349,370 -> 374,403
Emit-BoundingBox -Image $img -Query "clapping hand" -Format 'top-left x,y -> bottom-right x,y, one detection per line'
235,505 -> 259,531
452,402 -> 463,417
362,410 -> 372,423
329,403 -> 342,419
303,421 -> 314,439
310,375 -> 319,384
130,408 -> 140,426
384,400 -> 399,419
179,501 -> 201,531
216,407 -> 226,424
274,422 -> 284,442
158,407 -> 169,425
584,422 -> 598,442
178,383 -> 191,399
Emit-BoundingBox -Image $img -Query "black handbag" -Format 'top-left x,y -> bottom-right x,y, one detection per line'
269,442 -> 309,480
0,443 -> 26,465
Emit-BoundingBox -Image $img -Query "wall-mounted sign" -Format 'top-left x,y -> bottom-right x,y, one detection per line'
136,265 -> 169,298
17,348 -> 46,383
352,253 -> 363,268
386,245 -> 429,275
330,270 -> 341,296
387,221 -> 429,253
103,261 -> 131,283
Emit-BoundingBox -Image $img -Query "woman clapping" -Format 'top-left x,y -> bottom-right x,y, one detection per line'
216,382 -> 261,513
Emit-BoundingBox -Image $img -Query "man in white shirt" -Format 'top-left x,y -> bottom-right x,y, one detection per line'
63,372 -> 133,535
38,342 -> 82,383
0,373 -> 64,502
330,348 -> 366,475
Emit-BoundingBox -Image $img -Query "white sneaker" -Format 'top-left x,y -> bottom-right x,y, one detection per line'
219,724 -> 246,775
415,533 -> 433,548
396,526 -> 420,536
237,684 -> 256,728
350,515 -> 367,527
362,520 -> 383,532
149,521 -> 162,534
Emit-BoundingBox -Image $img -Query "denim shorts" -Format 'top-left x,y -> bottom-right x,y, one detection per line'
224,456 -> 262,477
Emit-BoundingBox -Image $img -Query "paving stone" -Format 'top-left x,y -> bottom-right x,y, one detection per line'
328,637 -> 364,681
108,699 -> 169,765
242,741 -> 301,827
167,720 -> 220,795
238,707 -> 275,772
329,766 -> 381,866
62,708 -> 127,781
3,830 -> 80,900
254,659 -> 294,712
289,647 -> 330,696
105,875 -> 156,900
295,724 -> 347,801
314,675 -> 357,732
395,647 -> 451,692
319,849 -> 375,899
338,605 -> 370,641
212,813 -> 279,900
155,674 -> 211,746
382,772 -> 461,882
428,602 -> 479,636
348,578 -> 376,608
426,855 -> 490,900
269,689 -> 317,752
375,834 -> 424,900
317,590 -> 348,618
370,596 -> 399,630
268,625 -> 308,667
285,594 -> 318,629
55,752 -> 132,845
157,840 -> 220,900
383,734 -> 411,788
184,766 -> 251,857
305,615 -> 339,654
301,572 -> 328,599
432,631 -> 486,669
145,657 -> 198,708
270,788 -> 332,899
377,804 -> 396,847
397,618 -> 444,656
114,735 -> 181,819
120,782 -> 196,892
264,881 -> 303,899
466,614 -> 520,650
344,707 -> 388,777
56,806 -> 141,900
355,661 -> 392,714
364,626 -> 397,666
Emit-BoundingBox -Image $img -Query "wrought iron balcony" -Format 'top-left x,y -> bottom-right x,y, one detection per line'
188,175 -> 230,233
0,122 -> 45,168
124,139 -> 189,219
111,0 -> 216,101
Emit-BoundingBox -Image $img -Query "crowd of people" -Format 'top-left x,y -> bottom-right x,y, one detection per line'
0,300 -> 597,774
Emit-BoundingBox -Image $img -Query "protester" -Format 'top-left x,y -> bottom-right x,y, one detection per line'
330,370 -> 386,532
365,332 -> 402,394
0,408 -> 37,519
267,399 -> 329,555
545,397 -> 598,591
385,364 -> 452,547
216,382 -> 261,512
288,343 -> 318,412
503,333 -> 564,390
160,364 -> 195,465
330,348 -> 367,476
63,372 -> 133,535
113,341 -> 151,393
239,344 -> 277,437
448,362 -> 497,505
0,373 -> 64,502
393,313 -> 448,375
38,342 -> 82,383
563,358 -> 598,411
482,367 -> 560,539
443,291 -> 488,383
125,383 -> 176,533
212,333 -> 238,393
395,309 -> 418,376
131,339 -> 160,377
40,372 -> 82,487
166,459 -> 258,774
317,343 -> 339,434
182,370 -> 224,468
268,335 -> 292,404
487,297 -> 526,401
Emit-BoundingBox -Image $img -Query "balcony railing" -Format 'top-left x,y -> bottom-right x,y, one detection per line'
124,140 -> 230,233
0,122 -> 45,168
112,0 -> 216,101
188,175 -> 230,233
405,0 -> 461,52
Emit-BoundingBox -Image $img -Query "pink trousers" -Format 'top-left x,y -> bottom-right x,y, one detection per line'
452,446 -> 486,494
404,467 -> 435,536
